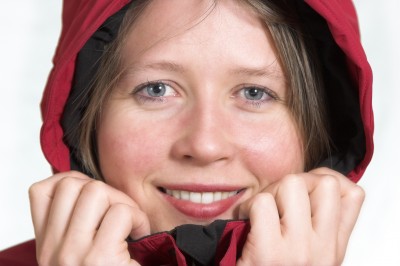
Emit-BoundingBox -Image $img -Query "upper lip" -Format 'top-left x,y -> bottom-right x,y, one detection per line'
157,183 -> 246,193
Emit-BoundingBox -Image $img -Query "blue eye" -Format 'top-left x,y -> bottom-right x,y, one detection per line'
133,81 -> 178,103
144,82 -> 167,97
240,86 -> 275,102
244,87 -> 267,100
234,85 -> 279,109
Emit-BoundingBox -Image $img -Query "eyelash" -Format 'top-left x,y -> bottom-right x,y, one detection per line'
131,81 -> 279,107
131,80 -> 176,104
235,85 -> 279,108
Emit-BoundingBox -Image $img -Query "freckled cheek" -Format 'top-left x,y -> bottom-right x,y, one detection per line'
97,118 -> 168,184
237,120 -> 304,185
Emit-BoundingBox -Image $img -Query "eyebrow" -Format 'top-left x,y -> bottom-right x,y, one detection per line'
228,63 -> 283,78
127,61 -> 186,73
126,60 -> 283,78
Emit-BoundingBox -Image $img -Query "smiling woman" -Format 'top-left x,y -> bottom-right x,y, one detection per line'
0,0 -> 373,265
88,0 -> 305,233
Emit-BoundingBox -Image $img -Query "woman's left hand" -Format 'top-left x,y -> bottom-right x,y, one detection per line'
237,167 -> 365,266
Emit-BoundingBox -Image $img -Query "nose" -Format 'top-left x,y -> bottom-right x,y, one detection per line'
170,103 -> 234,166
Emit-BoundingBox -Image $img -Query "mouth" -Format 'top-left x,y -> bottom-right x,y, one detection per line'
158,186 -> 246,219
163,189 -> 240,204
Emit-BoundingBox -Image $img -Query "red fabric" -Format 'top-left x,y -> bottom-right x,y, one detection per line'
2,0 -> 373,264
40,0 -> 132,173
304,0 -> 374,182
127,220 -> 250,265
215,221 -> 250,265
128,233 -> 187,265
0,240 -> 37,266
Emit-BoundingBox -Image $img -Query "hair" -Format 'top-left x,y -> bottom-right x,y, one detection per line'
78,0 -> 331,179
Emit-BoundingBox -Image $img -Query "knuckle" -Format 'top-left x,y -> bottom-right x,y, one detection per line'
315,166 -> 331,173
81,180 -> 108,198
246,193 -> 275,216
252,192 -> 274,206
81,180 -> 109,202
57,176 -> 84,191
281,174 -> 307,189
349,185 -> 366,203
58,170 -> 90,180
319,174 -> 340,191
311,167 -> 341,177
67,170 -> 88,178
28,182 -> 42,199
109,203 -> 133,217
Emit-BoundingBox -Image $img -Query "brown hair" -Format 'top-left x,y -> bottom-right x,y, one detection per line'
78,0 -> 330,179
243,0 -> 331,170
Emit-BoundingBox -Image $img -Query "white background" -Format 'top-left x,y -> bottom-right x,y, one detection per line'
0,1 -> 399,265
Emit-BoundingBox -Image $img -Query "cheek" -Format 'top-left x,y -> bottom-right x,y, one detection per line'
237,112 -> 304,185
96,110 -> 168,187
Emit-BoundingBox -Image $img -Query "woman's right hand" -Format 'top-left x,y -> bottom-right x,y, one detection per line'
29,171 -> 150,266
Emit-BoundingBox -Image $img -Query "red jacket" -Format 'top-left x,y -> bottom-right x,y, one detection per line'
0,0 -> 373,265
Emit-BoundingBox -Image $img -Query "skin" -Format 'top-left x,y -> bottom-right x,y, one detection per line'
29,0 -> 365,265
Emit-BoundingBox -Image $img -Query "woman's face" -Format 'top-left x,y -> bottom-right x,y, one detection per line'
97,0 -> 304,233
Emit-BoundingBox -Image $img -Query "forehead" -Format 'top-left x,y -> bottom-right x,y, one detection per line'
122,0 -> 277,62
115,0 -> 287,90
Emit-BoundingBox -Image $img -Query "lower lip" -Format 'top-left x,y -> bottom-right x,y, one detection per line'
161,190 -> 245,219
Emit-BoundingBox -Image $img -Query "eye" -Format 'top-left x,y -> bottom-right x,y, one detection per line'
132,81 -> 179,104
243,87 -> 268,101
136,82 -> 176,97
238,86 -> 277,102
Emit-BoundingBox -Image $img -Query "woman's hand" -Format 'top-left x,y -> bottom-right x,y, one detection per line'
237,167 -> 365,266
29,171 -> 150,266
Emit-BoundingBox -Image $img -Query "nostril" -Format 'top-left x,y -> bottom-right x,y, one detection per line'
183,155 -> 193,160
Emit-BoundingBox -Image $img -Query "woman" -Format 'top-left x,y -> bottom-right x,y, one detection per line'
0,0 -> 373,265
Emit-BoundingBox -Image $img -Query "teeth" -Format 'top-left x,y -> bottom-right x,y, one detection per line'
181,190 -> 190,200
202,192 -> 213,204
190,192 -> 202,203
165,189 -> 239,204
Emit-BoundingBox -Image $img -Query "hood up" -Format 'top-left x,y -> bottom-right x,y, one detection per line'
0,0 -> 373,265
40,0 -> 373,183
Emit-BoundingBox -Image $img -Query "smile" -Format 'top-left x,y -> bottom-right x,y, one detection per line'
159,186 -> 246,219
165,189 -> 239,204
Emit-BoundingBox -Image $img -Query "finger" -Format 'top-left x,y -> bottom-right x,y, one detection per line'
238,193 -> 281,262
62,180 -> 142,253
58,204 -> 147,266
337,184 -> 365,258
29,172 -> 90,246
266,175 -> 313,239
94,203 -> 150,252
239,192 -> 281,239
309,168 -> 365,260
309,168 -> 365,240
308,174 -> 341,239
40,177 -> 91,264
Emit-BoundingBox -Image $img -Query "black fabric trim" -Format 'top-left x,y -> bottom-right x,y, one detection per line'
294,2 -> 366,175
172,220 -> 229,266
61,3 -> 131,176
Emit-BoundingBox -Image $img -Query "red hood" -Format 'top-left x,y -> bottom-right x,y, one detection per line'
40,0 -> 373,182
